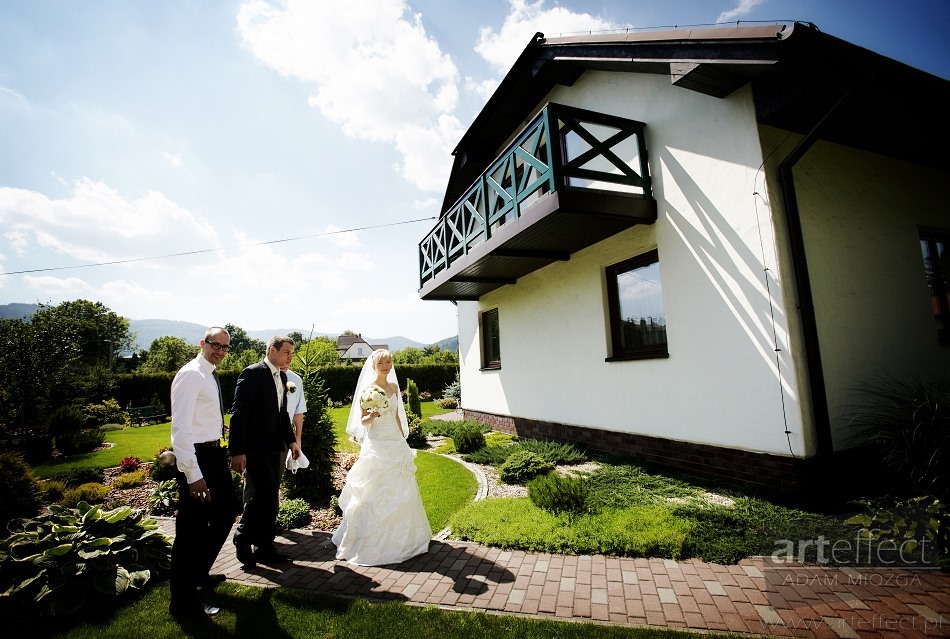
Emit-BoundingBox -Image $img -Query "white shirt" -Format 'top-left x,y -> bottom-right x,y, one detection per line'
284,369 -> 307,418
170,354 -> 223,484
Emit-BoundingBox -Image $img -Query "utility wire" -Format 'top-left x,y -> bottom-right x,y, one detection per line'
4,216 -> 437,276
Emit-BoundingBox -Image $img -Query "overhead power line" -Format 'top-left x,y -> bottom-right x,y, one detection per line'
4,216 -> 437,276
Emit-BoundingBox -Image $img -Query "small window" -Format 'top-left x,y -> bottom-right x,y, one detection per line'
605,249 -> 669,360
357,347 -> 363,356
480,307 -> 501,369
920,229 -> 950,344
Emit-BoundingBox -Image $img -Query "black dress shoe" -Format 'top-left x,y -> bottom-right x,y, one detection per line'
170,602 -> 220,617
198,573 -> 227,588
254,545 -> 289,563
235,542 -> 256,568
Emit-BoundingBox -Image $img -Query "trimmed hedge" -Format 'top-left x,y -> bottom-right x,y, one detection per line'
110,364 -> 458,409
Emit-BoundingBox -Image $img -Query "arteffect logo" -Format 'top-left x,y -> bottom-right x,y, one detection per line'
771,530 -> 939,567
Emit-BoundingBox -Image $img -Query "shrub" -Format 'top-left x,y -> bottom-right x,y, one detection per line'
52,466 -> 104,487
60,482 -> 110,508
406,378 -> 422,419
276,498 -> 312,529
499,450 -> 555,484
0,452 -> 41,533
38,479 -> 67,504
56,428 -> 106,455
528,471 -> 590,514
0,502 -> 171,618
442,371 -> 461,403
148,479 -> 178,515
329,494 -> 342,515
423,418 -> 458,438
845,374 -> 950,500
453,421 -> 486,454
283,374 -> 338,507
119,455 -> 142,473
406,415 -> 428,449
518,439 -> 587,465
436,397 -> 458,409
845,495 -> 947,565
3,430 -> 54,464
47,405 -> 85,436
463,445 -> 514,466
81,398 -> 128,428
119,455 -> 141,472
112,469 -> 148,489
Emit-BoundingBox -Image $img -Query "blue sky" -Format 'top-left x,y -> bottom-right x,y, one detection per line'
1,0 -> 947,344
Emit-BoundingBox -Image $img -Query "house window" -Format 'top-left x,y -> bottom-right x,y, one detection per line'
480,307 -> 501,369
357,347 -> 363,356
605,249 -> 669,360
920,229 -> 950,344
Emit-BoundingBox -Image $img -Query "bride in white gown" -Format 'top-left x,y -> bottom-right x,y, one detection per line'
331,349 -> 431,566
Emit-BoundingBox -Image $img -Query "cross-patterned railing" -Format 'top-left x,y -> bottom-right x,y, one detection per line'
419,103 -> 651,288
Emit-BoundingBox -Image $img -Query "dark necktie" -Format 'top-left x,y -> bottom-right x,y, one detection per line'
279,370 -> 288,413
212,369 -> 225,439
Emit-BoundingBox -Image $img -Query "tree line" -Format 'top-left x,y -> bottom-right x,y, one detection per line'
0,299 -> 457,437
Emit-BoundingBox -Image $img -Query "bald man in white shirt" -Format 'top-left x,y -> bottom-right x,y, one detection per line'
168,326 -> 236,619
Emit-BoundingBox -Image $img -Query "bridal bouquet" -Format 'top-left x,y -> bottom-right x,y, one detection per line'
359,384 -> 389,411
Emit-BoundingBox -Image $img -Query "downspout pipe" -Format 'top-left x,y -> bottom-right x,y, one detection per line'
776,87 -> 854,459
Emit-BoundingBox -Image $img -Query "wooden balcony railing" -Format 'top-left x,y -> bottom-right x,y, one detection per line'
419,102 -> 654,298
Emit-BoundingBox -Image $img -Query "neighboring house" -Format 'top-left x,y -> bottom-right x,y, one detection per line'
417,23 -> 949,498
337,334 -> 389,361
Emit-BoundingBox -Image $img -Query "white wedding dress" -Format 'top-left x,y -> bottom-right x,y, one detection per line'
332,392 -> 431,566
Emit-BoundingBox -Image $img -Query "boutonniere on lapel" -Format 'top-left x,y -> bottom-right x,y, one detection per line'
286,381 -> 297,394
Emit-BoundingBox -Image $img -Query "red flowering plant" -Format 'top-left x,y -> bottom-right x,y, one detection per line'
119,455 -> 141,473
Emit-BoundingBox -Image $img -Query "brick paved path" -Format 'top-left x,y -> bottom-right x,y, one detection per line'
159,518 -> 950,638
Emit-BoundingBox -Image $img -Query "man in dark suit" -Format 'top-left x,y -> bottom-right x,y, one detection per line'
229,335 -> 300,567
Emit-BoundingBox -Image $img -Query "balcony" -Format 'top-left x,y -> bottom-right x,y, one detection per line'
419,102 -> 657,301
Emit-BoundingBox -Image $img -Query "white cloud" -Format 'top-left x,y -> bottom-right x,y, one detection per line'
237,0 -> 464,192
160,151 -> 183,167
717,0 -> 767,24
0,178 -> 220,264
474,0 -> 626,73
4,231 -> 28,255
21,275 -> 94,296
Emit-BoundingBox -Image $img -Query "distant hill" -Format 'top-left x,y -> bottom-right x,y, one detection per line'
0,302 -> 39,320
0,303 -> 456,352
433,335 -> 459,352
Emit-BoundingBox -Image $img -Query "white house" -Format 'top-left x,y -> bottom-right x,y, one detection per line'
337,334 -> 389,362
416,23 -> 949,498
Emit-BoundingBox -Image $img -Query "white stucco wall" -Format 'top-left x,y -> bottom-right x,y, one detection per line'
759,127 -> 950,449
458,71 -> 810,458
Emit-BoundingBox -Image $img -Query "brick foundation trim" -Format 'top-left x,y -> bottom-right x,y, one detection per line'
463,408 -> 820,496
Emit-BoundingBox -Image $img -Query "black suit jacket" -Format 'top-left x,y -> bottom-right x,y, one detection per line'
228,361 -> 294,456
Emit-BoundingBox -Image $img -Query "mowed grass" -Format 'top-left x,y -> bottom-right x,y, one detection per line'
416,450 -> 477,533
35,581 -> 730,639
451,498 -> 693,558
33,421 -> 173,479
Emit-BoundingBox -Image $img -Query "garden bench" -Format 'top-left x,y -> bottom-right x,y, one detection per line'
127,405 -> 167,426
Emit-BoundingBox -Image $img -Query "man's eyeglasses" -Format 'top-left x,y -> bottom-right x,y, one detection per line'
206,341 -> 231,352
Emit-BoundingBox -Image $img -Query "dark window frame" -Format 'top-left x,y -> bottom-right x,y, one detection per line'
920,228 -> 950,345
605,249 -> 670,362
480,307 -> 501,370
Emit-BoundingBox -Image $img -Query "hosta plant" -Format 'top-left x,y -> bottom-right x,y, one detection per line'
0,501 -> 172,618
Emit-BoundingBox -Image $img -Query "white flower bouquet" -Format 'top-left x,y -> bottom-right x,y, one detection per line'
359,384 -> 389,411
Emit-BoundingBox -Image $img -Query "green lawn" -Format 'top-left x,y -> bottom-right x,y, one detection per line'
34,581 -> 735,639
33,422 -> 173,479
416,450 -> 477,533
